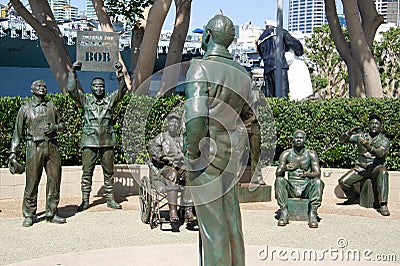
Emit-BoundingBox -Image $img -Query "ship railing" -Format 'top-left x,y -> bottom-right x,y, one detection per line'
0,27 -> 6,37
10,28 -> 19,38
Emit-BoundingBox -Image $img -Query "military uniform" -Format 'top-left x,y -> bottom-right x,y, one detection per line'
10,98 -> 64,219
184,15 -> 253,265
68,73 -> 127,207
257,26 -> 303,97
339,132 -> 390,204
149,129 -> 195,222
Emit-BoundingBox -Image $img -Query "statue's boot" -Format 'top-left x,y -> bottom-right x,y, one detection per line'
380,204 -> 390,216
184,206 -> 197,223
278,208 -> 289,226
77,192 -> 90,212
167,190 -> 179,222
104,176 -> 122,209
308,207 -> 319,228
106,193 -> 122,209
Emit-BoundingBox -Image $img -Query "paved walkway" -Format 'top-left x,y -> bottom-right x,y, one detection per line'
0,196 -> 399,265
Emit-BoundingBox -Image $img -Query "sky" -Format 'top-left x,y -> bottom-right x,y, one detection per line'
69,0 -> 290,29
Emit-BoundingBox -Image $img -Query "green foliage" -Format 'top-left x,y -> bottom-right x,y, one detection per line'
1,95 -> 399,171
304,25 -> 348,98
305,25 -> 400,98
372,27 -> 400,97
106,0 -> 153,26
267,98 -> 400,170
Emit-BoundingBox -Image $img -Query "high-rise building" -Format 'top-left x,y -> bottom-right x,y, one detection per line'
47,0 -> 79,21
375,0 -> 400,25
86,0 -> 97,20
288,0 -> 327,34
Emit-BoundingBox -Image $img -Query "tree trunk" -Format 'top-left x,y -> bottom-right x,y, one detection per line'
325,0 -> 384,97
133,0 -> 172,94
158,0 -> 192,97
342,0 -> 383,98
131,27 -> 145,72
91,0 -> 132,90
11,0 -> 73,93
131,6 -> 149,73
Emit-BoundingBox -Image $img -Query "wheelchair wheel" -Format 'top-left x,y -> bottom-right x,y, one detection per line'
139,176 -> 152,224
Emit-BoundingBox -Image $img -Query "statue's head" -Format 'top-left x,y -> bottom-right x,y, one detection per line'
369,113 -> 382,135
30,80 -> 47,97
167,113 -> 181,136
293,130 -> 306,148
202,14 -> 235,51
91,77 -> 105,99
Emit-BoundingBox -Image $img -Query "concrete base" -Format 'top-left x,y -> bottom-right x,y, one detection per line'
237,183 -> 271,203
287,198 -> 308,221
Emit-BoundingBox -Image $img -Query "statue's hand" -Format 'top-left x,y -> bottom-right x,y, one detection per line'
349,126 -> 361,134
162,156 -> 173,165
44,123 -> 58,134
71,61 -> 82,72
8,153 -> 17,173
359,137 -> 372,151
115,62 -> 124,80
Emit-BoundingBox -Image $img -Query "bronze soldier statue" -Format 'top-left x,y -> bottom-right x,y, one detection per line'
67,61 -> 128,211
9,80 -> 66,227
184,14 -> 254,265
338,114 -> 390,216
275,130 -> 324,228
148,113 -> 196,223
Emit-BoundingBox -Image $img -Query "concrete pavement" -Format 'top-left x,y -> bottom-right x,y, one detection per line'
1,197 -> 399,265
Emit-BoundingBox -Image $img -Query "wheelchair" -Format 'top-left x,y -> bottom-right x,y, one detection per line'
139,161 -> 197,229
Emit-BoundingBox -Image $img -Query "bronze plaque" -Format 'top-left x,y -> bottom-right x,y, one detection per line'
76,31 -> 119,72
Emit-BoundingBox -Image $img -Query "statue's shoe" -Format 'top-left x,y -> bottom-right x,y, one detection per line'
22,217 -> 33,227
380,205 -> 390,216
107,200 -> 122,209
46,215 -> 66,224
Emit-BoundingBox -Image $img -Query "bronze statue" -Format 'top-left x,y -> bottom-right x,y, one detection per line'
9,80 -> 66,227
67,61 -> 128,211
184,14 -> 253,265
338,114 -> 390,216
275,130 -> 324,228
148,113 -> 196,223
246,85 -> 267,184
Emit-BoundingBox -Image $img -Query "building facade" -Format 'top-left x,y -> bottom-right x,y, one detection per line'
375,0 -> 400,25
47,0 -> 79,21
86,0 -> 97,20
288,0 -> 327,34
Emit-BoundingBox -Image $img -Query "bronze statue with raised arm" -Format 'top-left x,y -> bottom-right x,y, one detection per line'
275,130 -> 324,228
338,114 -> 390,216
9,80 -> 66,227
67,61 -> 128,211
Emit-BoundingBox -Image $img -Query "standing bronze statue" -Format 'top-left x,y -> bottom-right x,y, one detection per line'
338,114 -> 390,216
9,80 -> 66,227
184,14 -> 253,265
148,113 -> 196,223
245,85 -> 267,184
275,130 -> 324,228
67,61 -> 128,211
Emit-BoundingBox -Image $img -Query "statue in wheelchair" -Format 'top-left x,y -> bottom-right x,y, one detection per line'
140,113 -> 197,229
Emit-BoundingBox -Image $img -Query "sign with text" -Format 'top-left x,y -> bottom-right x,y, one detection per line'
76,31 -> 119,72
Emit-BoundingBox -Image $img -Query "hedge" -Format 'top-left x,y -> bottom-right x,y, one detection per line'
1,95 -> 399,170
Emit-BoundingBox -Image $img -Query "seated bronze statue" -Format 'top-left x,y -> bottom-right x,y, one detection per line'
148,113 -> 196,223
274,130 -> 324,228
338,114 -> 390,216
